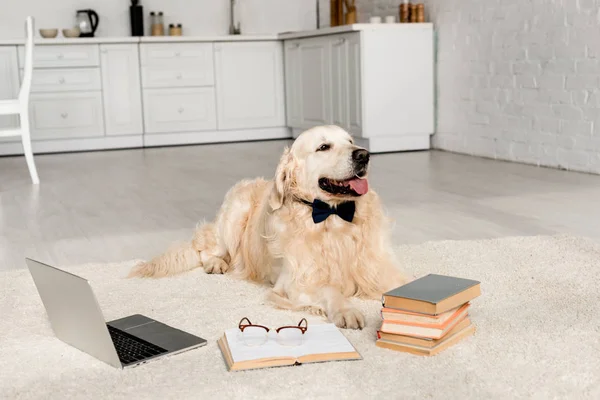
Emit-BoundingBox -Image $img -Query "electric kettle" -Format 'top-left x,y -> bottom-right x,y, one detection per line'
76,9 -> 99,37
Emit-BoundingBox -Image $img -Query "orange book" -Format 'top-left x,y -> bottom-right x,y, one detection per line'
381,303 -> 470,324
377,317 -> 472,348
376,320 -> 476,356
379,305 -> 469,339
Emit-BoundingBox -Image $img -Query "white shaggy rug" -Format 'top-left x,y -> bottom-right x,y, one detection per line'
2,235 -> 600,399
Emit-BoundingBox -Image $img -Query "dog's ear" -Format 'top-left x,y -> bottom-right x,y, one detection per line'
269,147 -> 293,210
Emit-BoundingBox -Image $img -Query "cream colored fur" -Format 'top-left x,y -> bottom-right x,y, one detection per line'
129,126 -> 408,329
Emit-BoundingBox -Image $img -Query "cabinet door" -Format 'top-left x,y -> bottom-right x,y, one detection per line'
346,33 -> 362,136
284,41 -> 301,128
143,87 -> 217,134
29,92 -> 105,140
298,37 -> 330,128
0,46 -> 20,135
214,41 -> 285,130
100,44 -> 143,135
330,36 -> 347,129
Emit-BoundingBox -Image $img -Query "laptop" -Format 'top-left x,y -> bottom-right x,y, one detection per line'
25,258 -> 207,369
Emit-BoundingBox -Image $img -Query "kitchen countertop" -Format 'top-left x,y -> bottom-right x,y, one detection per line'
0,35 -> 278,46
140,35 -> 279,43
0,37 -> 140,45
0,24 -> 433,46
278,23 -> 434,40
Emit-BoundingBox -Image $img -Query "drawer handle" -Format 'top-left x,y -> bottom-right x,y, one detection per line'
293,43 -> 300,48
61,112 -> 68,119
57,54 -> 64,59
178,107 -> 184,114
59,77 -> 65,84
175,52 -> 181,57
335,38 -> 346,45
176,73 -> 182,80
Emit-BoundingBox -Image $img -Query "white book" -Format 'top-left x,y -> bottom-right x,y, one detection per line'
218,323 -> 362,371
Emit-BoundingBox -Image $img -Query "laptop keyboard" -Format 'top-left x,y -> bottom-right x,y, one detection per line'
107,325 -> 168,365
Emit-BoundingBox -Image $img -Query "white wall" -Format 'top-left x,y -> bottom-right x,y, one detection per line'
0,0 -> 319,38
423,0 -> 600,174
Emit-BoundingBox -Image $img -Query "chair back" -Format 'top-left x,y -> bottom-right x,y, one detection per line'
19,16 -> 34,104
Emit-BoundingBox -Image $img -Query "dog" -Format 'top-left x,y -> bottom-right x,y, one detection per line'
129,125 -> 408,329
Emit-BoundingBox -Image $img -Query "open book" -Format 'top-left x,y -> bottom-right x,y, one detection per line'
218,323 -> 362,371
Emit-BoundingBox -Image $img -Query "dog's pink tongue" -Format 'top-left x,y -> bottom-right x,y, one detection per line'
348,178 -> 369,195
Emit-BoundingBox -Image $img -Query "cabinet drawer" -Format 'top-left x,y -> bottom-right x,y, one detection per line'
29,92 -> 104,139
140,43 -> 214,67
22,68 -> 101,93
141,65 -> 214,88
143,88 -> 217,133
19,45 -> 99,68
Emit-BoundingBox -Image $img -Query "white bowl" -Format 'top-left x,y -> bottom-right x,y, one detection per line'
39,29 -> 58,38
62,28 -> 81,38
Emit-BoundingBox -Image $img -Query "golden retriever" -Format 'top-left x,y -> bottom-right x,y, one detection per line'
129,125 -> 408,329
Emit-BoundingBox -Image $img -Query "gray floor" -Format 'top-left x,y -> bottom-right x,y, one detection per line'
2,140 -> 600,271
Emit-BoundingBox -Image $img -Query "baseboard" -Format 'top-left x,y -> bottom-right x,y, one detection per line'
0,135 -> 144,156
355,135 -> 431,153
143,127 -> 292,147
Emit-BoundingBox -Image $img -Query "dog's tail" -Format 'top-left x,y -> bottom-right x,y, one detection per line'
128,223 -> 215,278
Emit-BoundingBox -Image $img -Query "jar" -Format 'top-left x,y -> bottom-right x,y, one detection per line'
151,11 -> 165,36
399,2 -> 410,23
416,4 -> 425,22
169,23 -> 182,36
410,4 -> 419,22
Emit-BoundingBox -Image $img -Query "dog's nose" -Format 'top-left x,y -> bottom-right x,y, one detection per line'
352,149 -> 370,164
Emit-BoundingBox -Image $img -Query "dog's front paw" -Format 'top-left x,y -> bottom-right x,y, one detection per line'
331,307 -> 365,330
203,257 -> 229,274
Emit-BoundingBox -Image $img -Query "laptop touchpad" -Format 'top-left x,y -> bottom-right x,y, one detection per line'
126,321 -> 206,352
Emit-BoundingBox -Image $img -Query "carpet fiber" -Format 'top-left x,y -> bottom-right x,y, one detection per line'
2,235 -> 600,399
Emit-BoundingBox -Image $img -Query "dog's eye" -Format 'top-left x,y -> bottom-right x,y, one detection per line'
317,144 -> 331,152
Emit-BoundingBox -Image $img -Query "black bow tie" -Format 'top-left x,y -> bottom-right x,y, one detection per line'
300,199 -> 356,224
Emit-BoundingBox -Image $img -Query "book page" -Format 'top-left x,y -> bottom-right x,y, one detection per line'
225,323 -> 357,363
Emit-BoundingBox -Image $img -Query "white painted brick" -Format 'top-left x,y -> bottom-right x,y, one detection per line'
576,60 -> 600,74
534,117 -> 561,134
541,60 -> 576,74
490,75 -> 515,89
560,120 -> 593,136
537,75 -> 565,90
565,76 -> 599,90
572,91 -> 590,106
552,104 -> 584,120
513,61 -> 542,75
516,75 -> 537,89
556,148 -> 590,168
554,43 -> 587,59
409,0 -> 600,174
522,104 -> 554,118
538,90 -> 572,104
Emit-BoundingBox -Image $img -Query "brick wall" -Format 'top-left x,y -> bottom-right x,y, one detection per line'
326,0 -> 600,173
424,0 -> 600,173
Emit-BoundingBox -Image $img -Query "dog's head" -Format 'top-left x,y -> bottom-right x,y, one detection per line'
270,125 -> 370,210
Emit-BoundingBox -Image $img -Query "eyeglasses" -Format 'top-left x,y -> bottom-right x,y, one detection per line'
238,317 -> 308,347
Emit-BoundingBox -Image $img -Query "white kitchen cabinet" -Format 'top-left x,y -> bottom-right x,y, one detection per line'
29,92 -> 104,140
23,67 -> 101,93
298,37 -> 330,128
330,36 -> 347,129
143,87 -> 217,134
214,41 -> 285,130
346,33 -> 362,135
0,46 -> 20,135
100,44 -> 143,136
283,42 -> 301,127
18,44 -> 99,68
283,25 -> 434,152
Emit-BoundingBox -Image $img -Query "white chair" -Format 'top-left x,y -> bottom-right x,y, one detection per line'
0,16 -> 39,184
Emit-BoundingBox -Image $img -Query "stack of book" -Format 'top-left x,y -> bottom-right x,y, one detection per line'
376,274 -> 481,356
